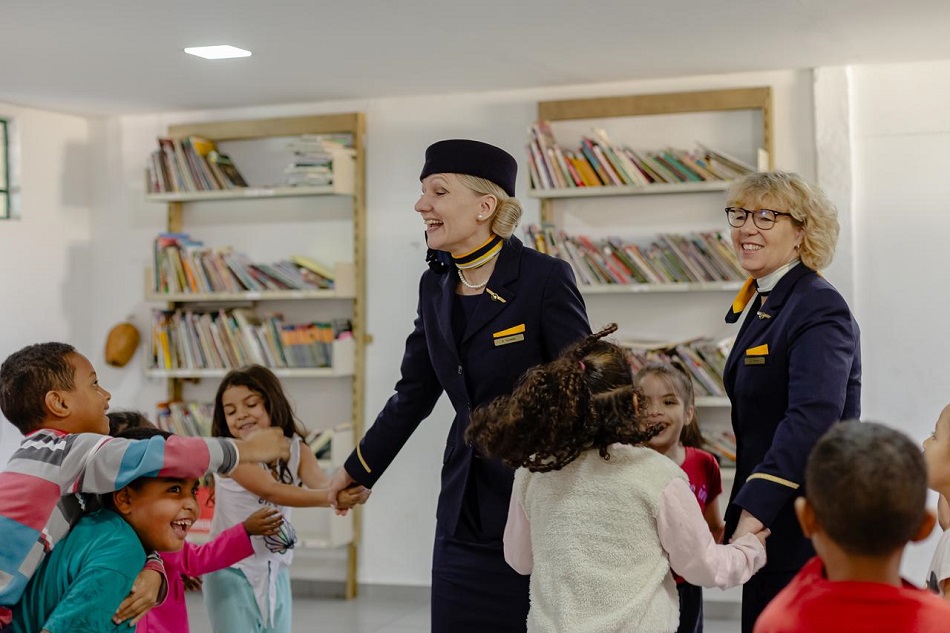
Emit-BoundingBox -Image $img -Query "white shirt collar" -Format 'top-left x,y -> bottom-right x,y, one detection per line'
756,258 -> 801,294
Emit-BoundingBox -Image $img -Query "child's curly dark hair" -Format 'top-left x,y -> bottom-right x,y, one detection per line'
465,324 -> 663,472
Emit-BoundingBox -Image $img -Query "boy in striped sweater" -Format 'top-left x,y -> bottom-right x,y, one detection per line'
0,342 -> 290,630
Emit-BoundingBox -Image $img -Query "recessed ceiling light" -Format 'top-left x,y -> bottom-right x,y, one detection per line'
184,45 -> 252,60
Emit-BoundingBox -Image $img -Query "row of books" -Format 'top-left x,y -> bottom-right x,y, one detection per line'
147,136 -> 248,194
150,308 -> 353,370
525,225 -> 745,286
156,401 -> 213,437
527,120 -> 755,190
283,134 -> 355,188
153,233 -> 335,294
626,336 -> 732,398
703,430 -> 737,466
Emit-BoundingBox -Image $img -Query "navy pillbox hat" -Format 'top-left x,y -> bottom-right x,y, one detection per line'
420,139 -> 518,197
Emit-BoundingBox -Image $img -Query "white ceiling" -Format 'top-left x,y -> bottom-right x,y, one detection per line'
3,0 -> 950,116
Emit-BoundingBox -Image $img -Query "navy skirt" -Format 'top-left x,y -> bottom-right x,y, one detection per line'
431,526 -> 530,632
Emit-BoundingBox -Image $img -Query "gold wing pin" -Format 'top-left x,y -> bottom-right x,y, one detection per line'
486,288 -> 506,303
756,311 -> 771,319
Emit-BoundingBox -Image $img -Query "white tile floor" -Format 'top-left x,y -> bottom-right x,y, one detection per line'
186,588 -> 742,632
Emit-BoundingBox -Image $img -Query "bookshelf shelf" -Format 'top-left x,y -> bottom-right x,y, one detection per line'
146,367 -> 353,379
528,180 -> 729,199
695,397 -> 731,408
145,184 -> 351,202
144,112 -> 366,600
144,264 -> 357,301
579,281 -> 742,295
147,288 -> 352,302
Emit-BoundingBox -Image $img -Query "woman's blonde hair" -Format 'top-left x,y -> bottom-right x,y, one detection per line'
455,174 -> 523,239
726,171 -> 839,270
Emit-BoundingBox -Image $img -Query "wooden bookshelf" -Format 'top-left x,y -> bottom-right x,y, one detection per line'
145,112 -> 366,599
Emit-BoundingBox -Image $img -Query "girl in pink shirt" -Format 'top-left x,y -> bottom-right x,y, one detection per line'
136,506 -> 283,633
466,324 -> 768,633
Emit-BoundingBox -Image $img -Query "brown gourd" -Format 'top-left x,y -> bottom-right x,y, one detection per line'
104,322 -> 140,367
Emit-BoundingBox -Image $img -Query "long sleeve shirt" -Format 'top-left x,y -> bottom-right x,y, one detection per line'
0,428 -> 238,624
504,445 -> 765,632
136,523 -> 254,633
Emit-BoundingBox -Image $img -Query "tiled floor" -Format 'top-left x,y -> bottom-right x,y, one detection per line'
186,588 -> 742,632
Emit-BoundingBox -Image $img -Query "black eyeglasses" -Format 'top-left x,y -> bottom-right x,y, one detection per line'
725,207 -> 794,231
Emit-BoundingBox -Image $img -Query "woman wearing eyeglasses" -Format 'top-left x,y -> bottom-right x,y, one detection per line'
720,171 -> 861,633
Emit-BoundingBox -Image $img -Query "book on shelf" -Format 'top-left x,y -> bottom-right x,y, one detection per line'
525,120 -> 757,191
703,430 -> 737,465
206,151 -> 248,188
282,134 -> 355,188
305,427 -> 334,460
524,225 -> 744,287
147,136 -> 250,193
151,233 -> 336,294
620,336 -> 733,398
150,307 -> 353,372
156,401 -> 213,437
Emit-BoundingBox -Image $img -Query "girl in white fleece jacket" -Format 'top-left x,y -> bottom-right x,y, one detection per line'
466,324 -> 768,633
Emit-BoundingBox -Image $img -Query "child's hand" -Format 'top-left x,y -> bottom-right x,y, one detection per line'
751,527 -> 771,547
243,507 -> 284,536
237,428 -> 291,463
336,485 -> 371,510
182,573 -> 203,592
112,568 -> 162,625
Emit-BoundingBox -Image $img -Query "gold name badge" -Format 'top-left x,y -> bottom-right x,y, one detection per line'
744,357 -> 766,365
494,333 -> 525,347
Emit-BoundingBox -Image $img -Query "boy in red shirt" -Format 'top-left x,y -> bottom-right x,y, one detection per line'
755,421 -> 950,632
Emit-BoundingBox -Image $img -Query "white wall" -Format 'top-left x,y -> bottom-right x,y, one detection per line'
851,59 -> 950,581
92,68 -> 820,586
0,103 -> 95,462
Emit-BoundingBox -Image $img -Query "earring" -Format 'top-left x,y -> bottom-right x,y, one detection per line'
477,215 -> 483,220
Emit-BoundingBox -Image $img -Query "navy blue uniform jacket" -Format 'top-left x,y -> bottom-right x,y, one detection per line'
723,263 -> 861,571
344,236 -> 591,540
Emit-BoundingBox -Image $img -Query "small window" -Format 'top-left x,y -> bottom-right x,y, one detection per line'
0,117 -> 19,220
0,119 -> 8,218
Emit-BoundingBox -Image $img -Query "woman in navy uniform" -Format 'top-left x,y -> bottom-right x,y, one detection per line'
328,139 -> 591,632
721,171 -> 861,633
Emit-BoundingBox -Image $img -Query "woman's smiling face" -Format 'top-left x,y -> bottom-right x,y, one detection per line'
730,197 -> 804,279
415,173 -> 491,256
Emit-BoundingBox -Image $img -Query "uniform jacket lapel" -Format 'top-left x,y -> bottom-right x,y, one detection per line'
461,237 -> 521,346
724,262 -> 812,388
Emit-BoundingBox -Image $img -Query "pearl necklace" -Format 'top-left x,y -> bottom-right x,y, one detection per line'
458,268 -> 488,289
456,248 -> 501,290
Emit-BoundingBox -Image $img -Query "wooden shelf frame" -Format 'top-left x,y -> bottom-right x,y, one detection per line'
536,86 -> 773,222
157,112 -> 366,599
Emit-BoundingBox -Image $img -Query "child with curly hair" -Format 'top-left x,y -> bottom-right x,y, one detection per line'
466,324 -> 768,633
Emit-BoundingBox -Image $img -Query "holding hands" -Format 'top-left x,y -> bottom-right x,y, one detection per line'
731,509 -> 771,546
327,467 -> 371,515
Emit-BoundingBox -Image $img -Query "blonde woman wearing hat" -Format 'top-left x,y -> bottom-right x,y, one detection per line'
328,140 -> 591,632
